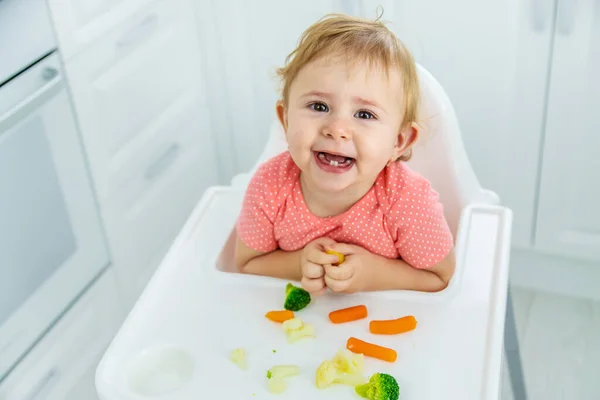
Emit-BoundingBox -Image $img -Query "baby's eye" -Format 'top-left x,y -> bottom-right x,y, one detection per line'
310,102 -> 328,112
355,110 -> 375,120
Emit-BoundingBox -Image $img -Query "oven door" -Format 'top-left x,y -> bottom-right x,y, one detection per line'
0,52 -> 110,380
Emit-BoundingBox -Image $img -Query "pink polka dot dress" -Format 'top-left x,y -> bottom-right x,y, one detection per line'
236,151 -> 453,269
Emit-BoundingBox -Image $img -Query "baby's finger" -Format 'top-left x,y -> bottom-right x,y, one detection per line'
324,274 -> 350,293
303,262 -> 324,279
324,264 -> 354,281
311,285 -> 327,297
301,276 -> 325,293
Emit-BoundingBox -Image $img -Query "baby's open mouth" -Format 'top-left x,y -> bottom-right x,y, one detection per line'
316,151 -> 355,168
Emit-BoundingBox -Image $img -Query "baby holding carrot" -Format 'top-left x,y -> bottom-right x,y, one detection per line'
234,13 -> 455,295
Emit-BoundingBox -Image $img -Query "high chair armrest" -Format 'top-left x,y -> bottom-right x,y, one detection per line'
452,202 -> 513,399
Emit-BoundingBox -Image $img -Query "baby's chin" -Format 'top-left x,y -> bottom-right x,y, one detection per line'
306,168 -> 359,193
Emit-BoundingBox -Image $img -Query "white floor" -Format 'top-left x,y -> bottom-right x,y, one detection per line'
501,286 -> 600,400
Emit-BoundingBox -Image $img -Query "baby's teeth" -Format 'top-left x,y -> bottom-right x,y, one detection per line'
329,160 -> 338,167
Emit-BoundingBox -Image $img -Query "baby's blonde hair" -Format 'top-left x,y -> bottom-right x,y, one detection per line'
275,13 -> 420,161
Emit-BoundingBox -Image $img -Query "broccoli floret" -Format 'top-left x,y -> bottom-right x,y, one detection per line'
355,373 -> 400,400
284,283 -> 311,311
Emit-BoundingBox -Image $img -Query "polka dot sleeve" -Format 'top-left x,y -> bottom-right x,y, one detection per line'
389,173 -> 454,269
235,161 -> 281,253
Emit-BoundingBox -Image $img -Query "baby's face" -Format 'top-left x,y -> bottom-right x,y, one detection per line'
279,56 -> 408,194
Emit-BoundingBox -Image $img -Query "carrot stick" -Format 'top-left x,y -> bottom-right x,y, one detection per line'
329,305 -> 368,324
265,310 -> 295,323
325,249 -> 345,265
369,315 -> 417,335
346,337 -> 397,362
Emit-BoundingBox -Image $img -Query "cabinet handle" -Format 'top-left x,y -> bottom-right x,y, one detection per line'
22,367 -> 60,400
116,13 -> 158,51
144,144 -> 181,181
0,67 -> 61,129
557,0 -> 578,35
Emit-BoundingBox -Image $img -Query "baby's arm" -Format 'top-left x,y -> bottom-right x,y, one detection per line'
233,153 -> 306,279
234,235 -> 303,281
383,169 -> 456,291
362,248 -> 455,292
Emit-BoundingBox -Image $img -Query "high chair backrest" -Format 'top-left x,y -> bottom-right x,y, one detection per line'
238,64 -> 498,239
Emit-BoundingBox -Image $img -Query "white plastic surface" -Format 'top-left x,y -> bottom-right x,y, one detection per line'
96,186 -> 512,400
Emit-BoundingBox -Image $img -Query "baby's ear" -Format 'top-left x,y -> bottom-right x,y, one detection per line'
276,100 -> 288,131
395,121 -> 420,157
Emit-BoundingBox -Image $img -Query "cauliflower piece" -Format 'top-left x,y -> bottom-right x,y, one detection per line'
267,378 -> 287,394
315,349 -> 367,389
332,348 -> 364,374
282,317 -> 315,343
266,365 -> 300,394
229,348 -> 247,370
315,360 -> 367,389
267,365 -> 300,379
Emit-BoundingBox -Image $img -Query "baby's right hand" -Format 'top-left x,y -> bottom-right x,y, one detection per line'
300,237 -> 340,296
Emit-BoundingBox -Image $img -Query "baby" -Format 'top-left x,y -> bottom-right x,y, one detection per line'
234,13 -> 455,295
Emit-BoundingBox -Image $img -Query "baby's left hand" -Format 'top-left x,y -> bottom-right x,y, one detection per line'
322,243 -> 374,293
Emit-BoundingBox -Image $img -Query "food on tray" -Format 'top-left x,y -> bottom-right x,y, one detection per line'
266,365 -> 300,394
332,348 -> 364,374
315,349 -> 367,389
355,373 -> 400,400
369,315 -> 417,335
325,249 -> 345,265
284,283 -> 311,311
229,348 -> 247,370
316,359 -> 368,389
265,310 -> 295,323
282,317 -> 315,343
328,305 -> 368,323
267,378 -> 287,394
346,337 -> 397,362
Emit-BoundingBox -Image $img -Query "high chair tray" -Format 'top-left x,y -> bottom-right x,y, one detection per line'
96,186 -> 512,400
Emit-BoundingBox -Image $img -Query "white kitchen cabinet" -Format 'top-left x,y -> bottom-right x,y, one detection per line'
534,0 -> 600,262
0,268 -> 123,400
62,0 -> 208,202
54,0 -> 221,306
47,0 -> 156,60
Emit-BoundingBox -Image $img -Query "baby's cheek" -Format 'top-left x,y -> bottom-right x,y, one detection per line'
356,145 -> 390,169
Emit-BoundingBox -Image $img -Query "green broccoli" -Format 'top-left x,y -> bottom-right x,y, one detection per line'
283,283 -> 311,311
355,373 -> 400,400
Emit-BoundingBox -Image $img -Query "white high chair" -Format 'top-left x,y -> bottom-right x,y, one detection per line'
95,65 -> 526,400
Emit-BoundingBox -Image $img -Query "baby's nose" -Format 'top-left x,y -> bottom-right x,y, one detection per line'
322,119 -> 352,140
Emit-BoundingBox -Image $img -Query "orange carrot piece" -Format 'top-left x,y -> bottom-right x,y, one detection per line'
329,305 -> 368,324
265,310 -> 295,323
346,337 -> 397,362
325,249 -> 345,265
369,315 -> 417,335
